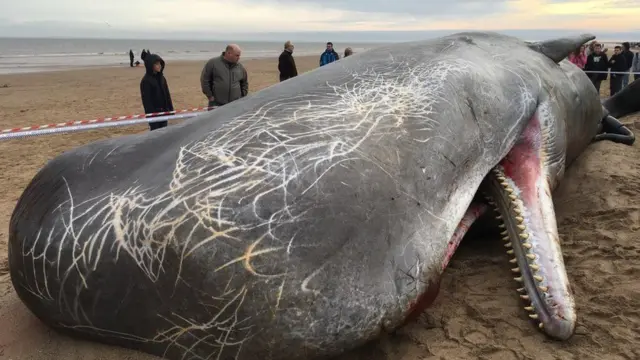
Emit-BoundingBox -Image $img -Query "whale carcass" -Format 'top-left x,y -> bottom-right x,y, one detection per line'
7,31 -> 636,359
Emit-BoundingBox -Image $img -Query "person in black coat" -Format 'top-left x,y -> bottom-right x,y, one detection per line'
140,53 -> 174,131
129,49 -> 134,67
608,45 -> 628,96
278,41 -> 298,82
584,43 -> 609,93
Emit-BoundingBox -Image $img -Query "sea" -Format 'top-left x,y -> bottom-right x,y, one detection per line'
0,37 -> 388,75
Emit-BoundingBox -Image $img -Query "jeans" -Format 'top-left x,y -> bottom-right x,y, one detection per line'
622,73 -> 630,88
590,77 -> 602,94
610,75 -> 623,96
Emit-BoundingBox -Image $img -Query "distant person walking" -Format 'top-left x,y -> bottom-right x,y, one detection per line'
344,47 -> 353,58
278,41 -> 298,82
319,42 -> 339,66
621,42 -> 634,87
140,53 -> 174,131
129,49 -> 135,67
608,45 -> 628,96
200,44 -> 249,108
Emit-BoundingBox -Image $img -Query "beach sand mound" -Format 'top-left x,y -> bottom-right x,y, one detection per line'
0,59 -> 638,360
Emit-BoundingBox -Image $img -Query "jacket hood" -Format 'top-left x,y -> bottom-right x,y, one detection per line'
144,53 -> 165,75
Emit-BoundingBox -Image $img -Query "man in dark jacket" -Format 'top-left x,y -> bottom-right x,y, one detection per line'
608,45 -> 628,96
200,44 -> 249,108
129,49 -> 134,67
584,43 -> 609,93
319,42 -> 340,66
140,53 -> 174,131
278,40 -> 298,82
621,42 -> 634,87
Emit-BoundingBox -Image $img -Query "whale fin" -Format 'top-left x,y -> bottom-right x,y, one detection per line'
527,34 -> 596,63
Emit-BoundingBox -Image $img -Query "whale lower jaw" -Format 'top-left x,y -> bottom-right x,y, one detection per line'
421,106 -> 576,340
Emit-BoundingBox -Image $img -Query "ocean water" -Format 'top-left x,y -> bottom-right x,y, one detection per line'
0,38 -> 387,74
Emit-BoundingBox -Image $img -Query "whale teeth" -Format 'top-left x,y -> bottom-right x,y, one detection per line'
502,236 -> 510,241
496,215 -> 503,220
539,286 -> 548,292
517,288 -> 525,292
530,264 -> 540,271
499,224 -> 506,229
501,230 -> 508,236
509,194 -> 517,200
513,207 -> 522,214
520,295 -> 529,300
505,187 -> 514,193
534,275 -> 544,282
515,216 -> 524,223
524,306 -> 534,311
497,175 -> 506,181
511,268 -> 520,273
517,224 -> 526,230
522,243 -> 532,249
507,249 -> 514,254
529,314 -> 539,319
514,277 -> 523,282
509,258 -> 517,263
504,242 -> 512,248
519,232 -> 529,239
539,322 -> 544,329
526,254 -> 536,260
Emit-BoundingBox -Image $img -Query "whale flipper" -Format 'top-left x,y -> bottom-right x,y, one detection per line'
527,34 -> 596,63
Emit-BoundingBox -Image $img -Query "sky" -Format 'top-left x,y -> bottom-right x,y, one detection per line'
0,0 -> 639,40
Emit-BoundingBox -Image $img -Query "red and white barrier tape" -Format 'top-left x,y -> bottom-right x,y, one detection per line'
0,106 -> 215,141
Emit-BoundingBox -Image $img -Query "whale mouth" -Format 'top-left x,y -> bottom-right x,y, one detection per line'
480,108 -> 577,340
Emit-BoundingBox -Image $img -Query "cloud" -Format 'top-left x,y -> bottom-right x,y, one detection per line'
1,0 -> 639,38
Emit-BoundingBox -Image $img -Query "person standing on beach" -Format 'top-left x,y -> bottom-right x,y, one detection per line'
568,45 -> 587,69
140,53 -> 174,131
129,49 -> 135,67
608,45 -> 628,96
632,51 -> 640,82
319,42 -> 339,66
200,44 -> 249,108
621,42 -> 634,87
584,43 -> 609,93
278,41 -> 298,82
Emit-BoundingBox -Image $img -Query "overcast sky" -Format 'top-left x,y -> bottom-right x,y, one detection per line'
1,0 -> 639,39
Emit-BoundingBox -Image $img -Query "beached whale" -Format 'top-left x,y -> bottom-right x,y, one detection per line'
7,31 -> 635,360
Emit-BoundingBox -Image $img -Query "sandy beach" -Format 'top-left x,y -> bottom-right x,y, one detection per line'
0,55 -> 638,360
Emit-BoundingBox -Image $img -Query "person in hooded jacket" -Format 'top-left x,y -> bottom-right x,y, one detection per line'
140,53 -> 174,131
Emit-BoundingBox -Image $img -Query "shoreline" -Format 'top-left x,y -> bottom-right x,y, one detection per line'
0,54 -> 324,76
0,55 -> 318,79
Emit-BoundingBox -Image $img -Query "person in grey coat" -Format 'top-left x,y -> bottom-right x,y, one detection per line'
632,51 -> 640,82
200,44 -> 249,108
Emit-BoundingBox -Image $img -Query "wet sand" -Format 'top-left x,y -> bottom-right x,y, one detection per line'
0,55 -> 639,360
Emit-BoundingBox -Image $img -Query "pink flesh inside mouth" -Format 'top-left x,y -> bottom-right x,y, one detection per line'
418,108 -> 577,340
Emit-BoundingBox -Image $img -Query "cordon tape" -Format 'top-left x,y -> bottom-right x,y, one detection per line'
0,106 -> 216,141
1,69 -> 637,141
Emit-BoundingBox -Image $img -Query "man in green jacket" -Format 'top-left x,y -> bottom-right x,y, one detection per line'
200,44 -> 249,108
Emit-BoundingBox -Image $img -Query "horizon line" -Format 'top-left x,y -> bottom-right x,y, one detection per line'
2,28 -> 639,40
